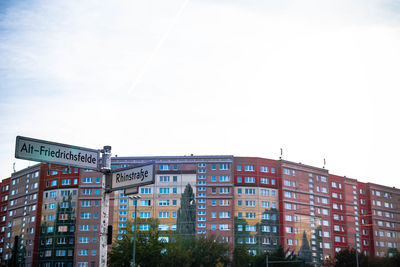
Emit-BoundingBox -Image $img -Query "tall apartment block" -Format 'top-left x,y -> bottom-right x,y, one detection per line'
0,155 -> 399,266
110,156 -> 235,247
0,177 -> 10,265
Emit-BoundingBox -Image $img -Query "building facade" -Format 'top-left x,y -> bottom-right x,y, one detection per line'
0,155 -> 399,266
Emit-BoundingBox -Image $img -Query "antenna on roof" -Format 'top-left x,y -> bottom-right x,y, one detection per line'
13,163 -> 16,173
279,148 -> 283,160
323,158 -> 326,169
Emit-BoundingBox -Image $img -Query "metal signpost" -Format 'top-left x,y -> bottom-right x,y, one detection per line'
14,136 -> 155,267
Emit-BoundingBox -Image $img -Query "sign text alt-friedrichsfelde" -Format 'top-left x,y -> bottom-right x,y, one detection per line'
15,136 -> 99,170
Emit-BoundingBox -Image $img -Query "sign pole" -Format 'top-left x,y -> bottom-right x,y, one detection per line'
99,146 -> 112,266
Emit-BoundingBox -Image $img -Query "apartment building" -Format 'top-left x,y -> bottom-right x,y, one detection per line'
3,164 -> 42,266
110,156 -> 235,247
279,161 -> 332,264
233,157 -> 280,255
0,178 -> 10,265
0,155 -> 399,266
368,183 -> 400,257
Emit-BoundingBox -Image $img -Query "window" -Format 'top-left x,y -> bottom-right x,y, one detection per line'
80,225 -> 90,231
140,212 -> 151,218
82,189 -> 92,195
140,188 -> 152,194
219,187 -> 230,194
58,226 -> 68,232
244,165 -> 254,171
261,201 -> 270,208
219,176 -> 230,182
246,200 -> 255,207
62,179 -> 71,185
159,188 -> 170,194
79,237 -> 89,243
81,201 -> 91,207
245,188 -> 255,195
80,213 -> 91,219
246,225 -> 256,231
237,165 -> 242,171
260,166 -> 269,172
78,250 -> 89,256
219,164 -> 229,170
220,199 -> 230,206
260,178 -> 269,184
160,176 -> 170,182
219,224 -> 229,230
219,212 -> 230,218
246,213 -> 256,219
159,164 -> 169,170
158,200 -> 169,206
237,177 -> 242,183
140,224 -> 150,231
82,177 -> 93,183
245,177 -> 255,183
159,212 -> 169,218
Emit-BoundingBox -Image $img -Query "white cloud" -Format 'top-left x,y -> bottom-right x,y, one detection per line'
0,0 -> 399,188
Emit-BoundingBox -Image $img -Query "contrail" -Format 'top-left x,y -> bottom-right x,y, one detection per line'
128,0 -> 190,95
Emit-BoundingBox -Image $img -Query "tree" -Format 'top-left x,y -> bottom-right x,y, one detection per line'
334,248 -> 368,267
108,220 -> 166,267
109,226 -> 231,267
162,236 -> 194,267
176,184 -> 196,237
253,245 -> 303,267
233,244 -> 256,267
191,237 -> 230,267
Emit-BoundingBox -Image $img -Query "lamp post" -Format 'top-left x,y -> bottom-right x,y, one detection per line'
129,195 -> 141,267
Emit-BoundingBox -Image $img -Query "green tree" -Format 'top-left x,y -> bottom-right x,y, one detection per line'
191,237 -> 230,267
334,248 -> 368,267
373,248 -> 400,267
252,245 -> 303,267
233,244 -> 256,267
162,236 -> 194,267
176,184 -> 196,237
108,220 -> 166,267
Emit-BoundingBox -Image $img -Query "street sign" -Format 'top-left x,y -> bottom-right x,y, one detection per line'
15,136 -> 100,170
124,187 -> 138,195
111,163 -> 155,191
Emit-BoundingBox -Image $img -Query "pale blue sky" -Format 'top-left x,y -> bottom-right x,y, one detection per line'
0,0 -> 399,187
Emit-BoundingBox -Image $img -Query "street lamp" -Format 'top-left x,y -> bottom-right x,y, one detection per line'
129,195 -> 141,267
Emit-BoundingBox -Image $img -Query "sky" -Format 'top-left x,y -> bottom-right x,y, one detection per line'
0,0 -> 399,187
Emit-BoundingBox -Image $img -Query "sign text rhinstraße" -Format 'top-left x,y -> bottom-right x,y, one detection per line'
111,164 -> 155,190
15,136 -> 99,170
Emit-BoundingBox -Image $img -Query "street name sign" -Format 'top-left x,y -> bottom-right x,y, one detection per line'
15,136 -> 100,170
111,163 -> 155,191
